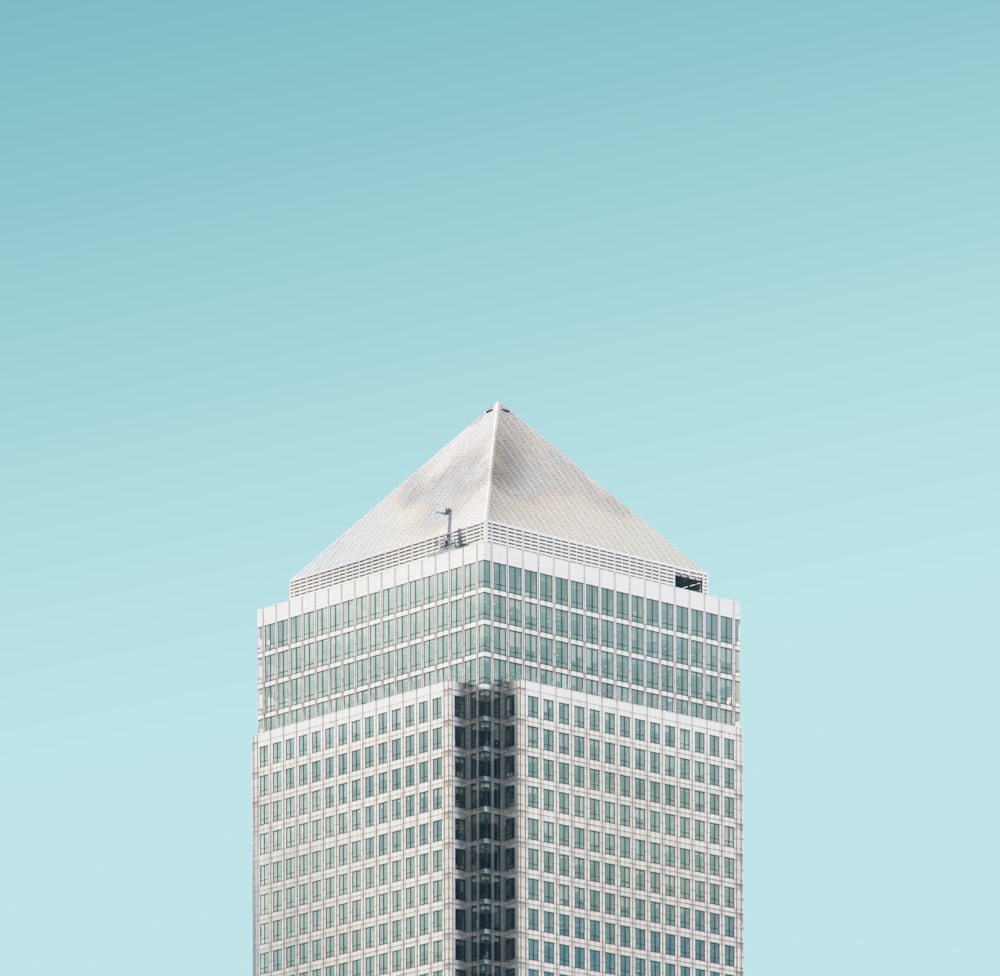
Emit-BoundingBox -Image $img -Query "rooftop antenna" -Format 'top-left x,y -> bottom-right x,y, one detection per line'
437,508 -> 453,548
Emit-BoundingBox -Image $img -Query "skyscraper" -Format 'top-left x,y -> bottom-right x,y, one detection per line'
253,403 -> 743,976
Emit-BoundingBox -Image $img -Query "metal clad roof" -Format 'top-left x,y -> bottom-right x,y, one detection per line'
489,408 -> 701,572
292,409 -> 495,581
291,402 -> 702,583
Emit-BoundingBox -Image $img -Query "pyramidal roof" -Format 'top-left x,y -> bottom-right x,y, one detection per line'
292,403 -> 703,588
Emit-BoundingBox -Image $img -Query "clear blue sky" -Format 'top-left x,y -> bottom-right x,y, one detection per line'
2,2 -> 996,973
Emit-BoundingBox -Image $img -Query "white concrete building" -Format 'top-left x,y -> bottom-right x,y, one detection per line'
253,404 -> 743,976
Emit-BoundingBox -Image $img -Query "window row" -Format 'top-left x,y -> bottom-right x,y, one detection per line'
262,621 -> 736,683
477,563 -> 733,645
525,903 -> 736,932
259,792 -> 444,829
262,561 -> 737,653
262,658 -> 736,716
525,751 -> 737,784
523,704 -> 736,754
526,789 -> 739,820
261,905 -> 444,943
258,757 -> 444,796
259,861 -> 446,904
521,849 -> 739,881
525,938 -> 738,970
263,567 -> 482,649
525,819 -> 736,849
524,878 -> 739,910
258,937 -> 445,973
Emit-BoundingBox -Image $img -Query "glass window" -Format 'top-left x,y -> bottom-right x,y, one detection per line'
540,575 -> 553,603
509,567 -> 522,595
555,578 -> 569,606
525,571 -> 538,598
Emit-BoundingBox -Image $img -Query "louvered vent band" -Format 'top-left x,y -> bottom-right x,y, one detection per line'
289,521 -> 706,597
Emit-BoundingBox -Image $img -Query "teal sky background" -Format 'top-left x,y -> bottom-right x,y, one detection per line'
2,2 -> 997,972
